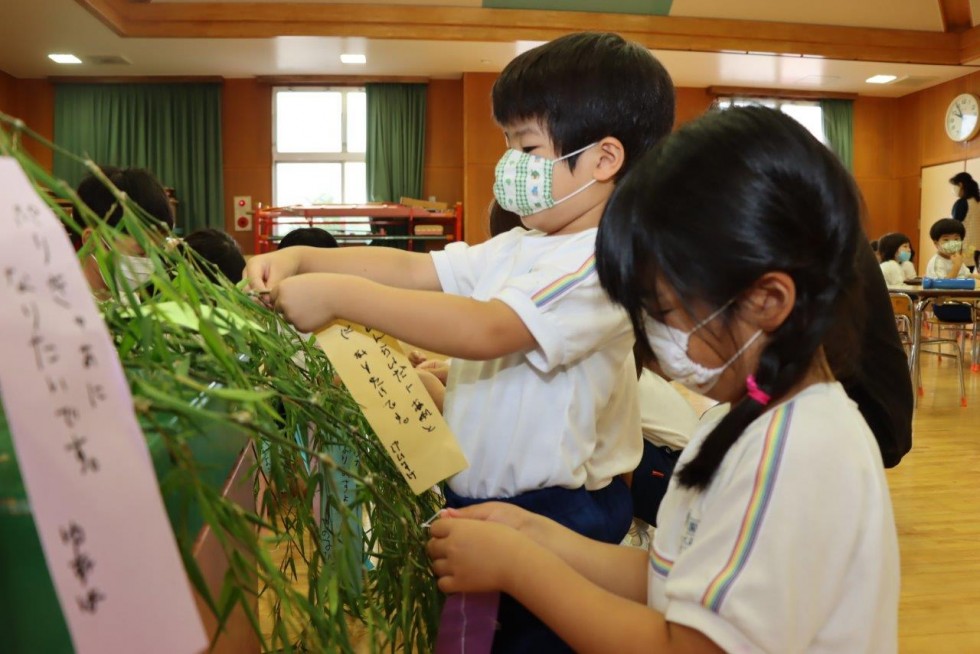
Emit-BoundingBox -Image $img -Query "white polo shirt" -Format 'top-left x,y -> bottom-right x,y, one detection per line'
647,382 -> 899,653
431,227 -> 641,498
925,253 -> 970,279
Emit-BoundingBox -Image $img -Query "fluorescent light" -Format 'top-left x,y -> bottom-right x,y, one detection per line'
340,54 -> 366,65
48,53 -> 82,65
865,74 -> 898,84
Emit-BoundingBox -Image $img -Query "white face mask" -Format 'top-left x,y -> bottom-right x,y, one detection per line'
98,254 -> 154,304
493,142 -> 598,218
118,254 -> 154,289
644,302 -> 763,393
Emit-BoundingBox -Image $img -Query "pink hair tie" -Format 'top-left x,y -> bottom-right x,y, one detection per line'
745,375 -> 771,406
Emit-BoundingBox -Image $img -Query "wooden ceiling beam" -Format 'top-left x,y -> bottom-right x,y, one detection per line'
939,0 -> 973,33
77,0 -> 972,67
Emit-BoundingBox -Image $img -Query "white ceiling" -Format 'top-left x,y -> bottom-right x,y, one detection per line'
0,0 -> 976,97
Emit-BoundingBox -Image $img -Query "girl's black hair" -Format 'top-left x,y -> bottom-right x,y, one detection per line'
950,172 -> 980,201
877,232 -> 912,263
596,106 -> 865,490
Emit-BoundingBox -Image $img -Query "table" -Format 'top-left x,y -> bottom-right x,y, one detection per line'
888,285 -> 980,406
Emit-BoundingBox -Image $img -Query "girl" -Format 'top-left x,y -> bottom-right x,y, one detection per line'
427,107 -> 899,653
877,231 -> 917,286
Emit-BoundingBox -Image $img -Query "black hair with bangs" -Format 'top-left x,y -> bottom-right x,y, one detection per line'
596,106 -> 865,490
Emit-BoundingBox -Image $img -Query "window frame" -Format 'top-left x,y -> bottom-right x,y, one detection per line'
714,96 -> 827,144
271,86 -> 367,207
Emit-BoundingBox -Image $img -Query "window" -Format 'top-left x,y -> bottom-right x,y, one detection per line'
272,88 -> 368,236
715,97 -> 826,144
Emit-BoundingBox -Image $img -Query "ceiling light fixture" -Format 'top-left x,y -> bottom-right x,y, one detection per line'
340,54 -> 367,65
48,54 -> 82,65
865,74 -> 898,84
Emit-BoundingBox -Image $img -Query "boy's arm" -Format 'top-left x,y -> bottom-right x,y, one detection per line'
946,252 -> 964,278
244,245 -> 442,293
272,273 -> 536,359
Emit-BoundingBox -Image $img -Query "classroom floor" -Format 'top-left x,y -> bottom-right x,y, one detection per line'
890,349 -> 980,653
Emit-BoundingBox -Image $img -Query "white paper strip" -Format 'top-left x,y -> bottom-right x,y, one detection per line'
0,158 -> 207,654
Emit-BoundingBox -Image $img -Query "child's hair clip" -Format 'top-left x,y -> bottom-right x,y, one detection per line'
745,375 -> 771,406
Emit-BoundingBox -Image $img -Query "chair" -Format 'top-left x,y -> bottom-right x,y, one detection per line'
889,294 -> 914,358
890,292 -> 967,406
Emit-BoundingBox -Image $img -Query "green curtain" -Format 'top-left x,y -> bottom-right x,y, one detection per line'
820,99 -> 854,172
365,83 -> 427,202
53,83 -> 223,234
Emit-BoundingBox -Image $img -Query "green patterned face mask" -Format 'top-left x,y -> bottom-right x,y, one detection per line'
492,142 -> 597,218
940,239 -> 963,255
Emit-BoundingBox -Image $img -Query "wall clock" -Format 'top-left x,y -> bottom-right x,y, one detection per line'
945,93 -> 980,142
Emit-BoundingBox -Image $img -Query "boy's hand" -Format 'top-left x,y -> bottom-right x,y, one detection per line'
244,249 -> 304,303
427,518 -> 526,594
950,252 -> 964,277
270,273 -> 341,333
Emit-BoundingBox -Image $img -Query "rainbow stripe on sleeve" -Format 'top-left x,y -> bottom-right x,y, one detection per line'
649,546 -> 674,578
700,403 -> 794,613
530,255 -> 596,307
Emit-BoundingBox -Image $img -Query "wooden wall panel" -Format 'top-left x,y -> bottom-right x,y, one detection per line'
422,79 -> 463,206
462,72 -> 499,244
0,70 -> 17,117
673,87 -> 713,129
222,79 -> 272,254
17,80 -> 55,173
853,96 -> 899,239
913,69 -> 980,167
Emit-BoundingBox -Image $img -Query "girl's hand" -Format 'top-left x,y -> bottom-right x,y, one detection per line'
270,273 -> 340,333
442,502 -> 536,533
427,518 -> 527,594
417,358 -> 451,383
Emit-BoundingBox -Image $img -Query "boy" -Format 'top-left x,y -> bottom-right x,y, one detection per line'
246,31 -> 674,651
75,167 -> 174,298
926,217 -> 976,279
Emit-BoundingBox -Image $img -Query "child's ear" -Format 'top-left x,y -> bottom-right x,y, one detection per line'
740,272 -> 795,332
592,136 -> 625,182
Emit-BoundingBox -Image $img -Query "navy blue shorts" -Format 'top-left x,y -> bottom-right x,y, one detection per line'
631,440 -> 682,526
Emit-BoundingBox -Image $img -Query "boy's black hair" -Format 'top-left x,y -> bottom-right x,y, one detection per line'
596,106 -> 864,490
492,32 -> 674,179
183,228 -> 246,284
929,217 -> 965,241
950,172 -> 980,201
877,232 -> 912,263
278,227 -> 339,249
75,166 -> 175,232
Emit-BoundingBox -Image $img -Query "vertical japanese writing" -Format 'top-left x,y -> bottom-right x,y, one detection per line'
60,521 -> 106,614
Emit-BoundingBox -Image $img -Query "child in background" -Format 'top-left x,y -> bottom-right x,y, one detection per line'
925,218 -> 975,279
877,231 -> 917,286
183,228 -> 246,284
278,227 -> 339,249
246,32 -> 676,651
428,107 -> 899,653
